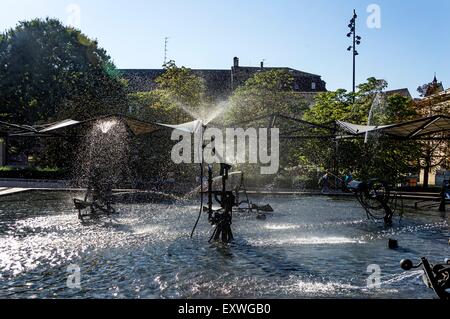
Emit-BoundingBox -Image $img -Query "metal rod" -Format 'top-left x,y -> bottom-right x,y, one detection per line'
352,9 -> 356,101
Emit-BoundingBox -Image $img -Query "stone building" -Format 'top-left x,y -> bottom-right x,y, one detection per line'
414,75 -> 449,186
120,57 -> 327,100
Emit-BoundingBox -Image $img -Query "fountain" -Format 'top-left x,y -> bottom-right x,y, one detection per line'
364,92 -> 386,144
344,178 -> 403,225
1,113 -> 449,299
338,92 -> 403,225
158,117 -> 273,243
73,119 -> 131,220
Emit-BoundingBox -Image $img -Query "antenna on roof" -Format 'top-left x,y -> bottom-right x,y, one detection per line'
164,37 -> 169,65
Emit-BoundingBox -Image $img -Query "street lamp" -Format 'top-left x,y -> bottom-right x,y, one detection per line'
347,9 -> 362,102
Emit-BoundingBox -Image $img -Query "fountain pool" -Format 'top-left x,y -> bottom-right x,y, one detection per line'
0,191 -> 448,299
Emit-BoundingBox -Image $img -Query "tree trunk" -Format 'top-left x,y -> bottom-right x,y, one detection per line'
0,135 -> 8,166
423,165 -> 430,189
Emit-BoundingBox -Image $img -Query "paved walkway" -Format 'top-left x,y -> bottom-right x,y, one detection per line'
245,190 -> 354,197
0,187 -> 30,197
0,179 -> 443,203
0,178 -> 68,189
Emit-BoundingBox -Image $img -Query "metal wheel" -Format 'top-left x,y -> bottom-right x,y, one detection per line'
360,180 -> 390,210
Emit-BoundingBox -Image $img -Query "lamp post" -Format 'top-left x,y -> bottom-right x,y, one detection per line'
347,9 -> 362,102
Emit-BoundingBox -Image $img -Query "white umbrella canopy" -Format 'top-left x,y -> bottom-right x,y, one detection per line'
156,119 -> 204,134
336,115 -> 450,139
336,121 -> 391,135
157,119 -> 237,165
0,121 -> 37,136
40,119 -> 81,133
32,115 -> 161,136
380,115 -> 450,138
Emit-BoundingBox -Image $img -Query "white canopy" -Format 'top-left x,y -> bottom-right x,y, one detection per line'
156,120 -> 203,134
336,121 -> 391,135
40,119 -> 81,133
337,115 -> 450,138
36,115 -> 160,136
379,115 -> 450,138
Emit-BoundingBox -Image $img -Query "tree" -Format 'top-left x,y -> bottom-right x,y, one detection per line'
0,18 -> 127,124
300,78 -> 419,183
416,140 -> 448,188
155,60 -> 206,111
127,61 -> 208,183
414,76 -> 449,188
417,76 -> 444,99
219,70 -> 309,184
227,69 -> 308,124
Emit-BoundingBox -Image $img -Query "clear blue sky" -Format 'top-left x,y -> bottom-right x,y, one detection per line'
1,0 -> 449,97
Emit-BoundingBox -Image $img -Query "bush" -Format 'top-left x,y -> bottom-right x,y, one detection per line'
273,175 -> 294,189
243,174 -> 275,188
292,175 -> 319,190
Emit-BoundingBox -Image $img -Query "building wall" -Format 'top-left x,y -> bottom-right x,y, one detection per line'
230,66 -> 326,93
121,57 -> 327,99
415,88 -> 450,186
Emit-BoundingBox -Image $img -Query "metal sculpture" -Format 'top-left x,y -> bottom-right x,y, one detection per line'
192,163 -> 273,243
400,257 -> 450,300
345,179 -> 403,225
74,178 -> 117,220
439,179 -> 450,212
205,163 -> 235,243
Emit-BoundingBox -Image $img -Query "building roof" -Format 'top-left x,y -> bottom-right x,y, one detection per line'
120,64 -> 325,95
120,69 -> 233,97
232,66 -> 322,78
415,88 -> 450,107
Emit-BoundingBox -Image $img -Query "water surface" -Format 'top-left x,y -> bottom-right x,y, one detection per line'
0,191 -> 448,299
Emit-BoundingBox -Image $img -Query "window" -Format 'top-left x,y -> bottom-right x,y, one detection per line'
311,82 -> 316,90
294,83 -> 300,91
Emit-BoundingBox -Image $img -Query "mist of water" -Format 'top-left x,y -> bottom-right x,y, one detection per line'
73,119 -> 132,189
173,99 -> 232,126
365,92 -> 386,144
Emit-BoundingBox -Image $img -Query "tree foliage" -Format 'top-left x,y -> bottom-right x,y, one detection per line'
0,18 -> 127,124
413,81 -> 449,187
226,69 -> 309,124
128,61 -> 208,183
299,78 -> 420,183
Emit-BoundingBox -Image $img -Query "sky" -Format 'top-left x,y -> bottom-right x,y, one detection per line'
1,0 -> 449,97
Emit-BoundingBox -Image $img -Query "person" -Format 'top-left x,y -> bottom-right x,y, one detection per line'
342,171 -> 353,192
344,171 -> 353,185
439,179 -> 449,212
319,172 -> 330,193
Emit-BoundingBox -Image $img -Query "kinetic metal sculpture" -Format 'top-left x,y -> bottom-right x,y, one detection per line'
439,179 -> 450,212
200,164 -> 273,243
345,179 -> 403,225
205,163 -> 236,243
33,115 -> 160,221
159,120 -> 273,243
74,171 -> 117,220
400,257 -> 450,300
